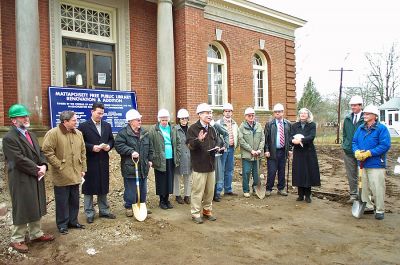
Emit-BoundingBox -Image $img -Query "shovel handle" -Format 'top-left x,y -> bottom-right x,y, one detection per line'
358,162 -> 363,189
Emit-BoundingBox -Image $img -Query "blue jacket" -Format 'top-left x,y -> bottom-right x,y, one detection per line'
352,121 -> 391,168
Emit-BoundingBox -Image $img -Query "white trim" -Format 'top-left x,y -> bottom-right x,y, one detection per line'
204,0 -> 305,40
253,51 -> 268,110
207,42 -> 228,107
49,0 -> 131,91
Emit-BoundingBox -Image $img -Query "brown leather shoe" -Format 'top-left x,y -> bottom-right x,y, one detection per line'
10,242 -> 29,253
175,196 -> 184,204
32,234 -> 55,242
184,196 -> 191,204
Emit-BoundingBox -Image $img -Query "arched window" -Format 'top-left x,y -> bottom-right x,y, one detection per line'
207,43 -> 227,107
253,52 -> 268,109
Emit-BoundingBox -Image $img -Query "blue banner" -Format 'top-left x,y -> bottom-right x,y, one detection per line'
48,86 -> 137,133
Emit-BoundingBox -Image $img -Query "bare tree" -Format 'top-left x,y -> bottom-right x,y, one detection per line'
365,43 -> 400,104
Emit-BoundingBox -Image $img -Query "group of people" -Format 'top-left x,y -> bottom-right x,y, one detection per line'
2,95 -> 391,253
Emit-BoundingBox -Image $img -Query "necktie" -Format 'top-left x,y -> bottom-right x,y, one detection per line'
25,131 -> 33,146
353,114 -> 357,125
279,121 -> 285,148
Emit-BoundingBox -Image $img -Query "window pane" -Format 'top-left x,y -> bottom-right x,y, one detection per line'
93,54 -> 112,89
207,44 -> 221,59
253,54 -> 262,66
65,51 -> 87,87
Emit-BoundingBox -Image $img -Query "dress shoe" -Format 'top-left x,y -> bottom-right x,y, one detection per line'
68,223 -> 85,229
9,242 -> 29,253
213,196 -> 221,202
296,196 -> 304,201
159,201 -> 168,210
364,207 -> 375,214
87,216 -> 94,223
305,197 -> 312,203
184,196 -> 191,204
59,228 -> 69,235
192,216 -> 203,224
224,192 -> 238,196
176,196 -> 184,204
126,208 -> 133,217
166,201 -> 174,209
32,234 -> 55,242
99,213 -> 116,219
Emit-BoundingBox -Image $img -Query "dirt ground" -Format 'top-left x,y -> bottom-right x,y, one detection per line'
0,145 -> 399,265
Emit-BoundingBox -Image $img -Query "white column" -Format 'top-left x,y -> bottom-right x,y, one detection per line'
15,0 -> 42,124
157,0 -> 175,117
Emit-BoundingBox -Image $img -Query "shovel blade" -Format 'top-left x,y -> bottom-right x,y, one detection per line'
255,175 -> 266,200
133,203 -> 147,222
352,200 -> 366,218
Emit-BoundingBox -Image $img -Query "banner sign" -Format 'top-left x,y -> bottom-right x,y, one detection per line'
48,86 -> 137,133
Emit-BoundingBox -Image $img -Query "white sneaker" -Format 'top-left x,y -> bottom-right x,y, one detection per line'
243,193 -> 250,198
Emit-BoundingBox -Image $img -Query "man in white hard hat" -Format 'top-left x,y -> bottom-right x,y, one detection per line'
238,107 -> 265,197
342,95 -> 364,204
115,109 -> 153,217
264,103 -> 292,196
352,105 -> 390,220
215,103 -> 239,198
186,103 -> 222,224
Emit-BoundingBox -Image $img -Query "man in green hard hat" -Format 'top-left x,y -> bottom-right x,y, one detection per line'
2,104 -> 54,253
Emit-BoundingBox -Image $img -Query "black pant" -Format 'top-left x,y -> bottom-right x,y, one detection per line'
54,184 -> 80,229
298,187 -> 311,198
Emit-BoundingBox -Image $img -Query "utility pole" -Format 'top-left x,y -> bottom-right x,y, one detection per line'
329,67 -> 353,144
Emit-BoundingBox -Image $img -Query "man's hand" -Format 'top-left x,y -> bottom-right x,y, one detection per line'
37,165 -> 46,178
292,138 -> 301,145
198,130 -> 207,142
102,144 -> 111,152
354,150 -> 363,160
148,161 -> 153,168
265,151 -> 270,158
360,150 -> 372,161
251,150 -> 258,156
81,172 -> 86,177
132,151 -> 139,159
93,145 -> 102,152
288,151 -> 293,159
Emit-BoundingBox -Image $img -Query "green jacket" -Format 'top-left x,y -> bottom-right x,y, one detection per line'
149,122 -> 181,171
342,112 -> 364,154
238,121 -> 265,161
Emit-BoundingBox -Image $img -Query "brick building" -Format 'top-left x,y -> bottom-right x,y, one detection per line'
0,0 -> 305,135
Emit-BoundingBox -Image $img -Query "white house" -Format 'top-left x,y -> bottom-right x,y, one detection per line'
378,97 -> 400,136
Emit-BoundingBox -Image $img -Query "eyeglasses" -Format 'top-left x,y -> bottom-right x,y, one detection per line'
180,117 -> 189,120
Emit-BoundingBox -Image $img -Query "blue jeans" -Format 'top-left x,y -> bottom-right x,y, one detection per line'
123,177 -> 147,209
242,159 -> 259,193
214,154 -> 223,197
266,149 -> 287,191
216,146 -> 234,194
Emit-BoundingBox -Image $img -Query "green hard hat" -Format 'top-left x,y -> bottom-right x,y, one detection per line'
8,104 -> 31,118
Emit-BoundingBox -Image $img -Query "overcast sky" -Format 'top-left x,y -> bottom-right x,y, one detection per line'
249,0 -> 400,99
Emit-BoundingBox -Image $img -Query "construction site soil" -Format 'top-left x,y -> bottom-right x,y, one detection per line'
0,145 -> 399,265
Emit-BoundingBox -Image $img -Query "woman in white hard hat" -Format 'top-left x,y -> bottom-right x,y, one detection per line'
172,108 -> 192,204
149,109 -> 181,210
115,109 -> 153,217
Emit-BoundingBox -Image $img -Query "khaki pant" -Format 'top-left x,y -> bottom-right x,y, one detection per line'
362,168 -> 385,214
11,220 -> 43,243
191,171 -> 215,218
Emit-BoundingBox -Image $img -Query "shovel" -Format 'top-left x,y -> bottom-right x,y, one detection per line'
286,156 -> 290,193
255,154 -> 266,199
352,162 -> 366,218
132,158 -> 147,222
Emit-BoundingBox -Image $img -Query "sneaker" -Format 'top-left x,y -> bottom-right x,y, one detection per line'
243,193 -> 250,198
213,195 -> 221,202
278,189 -> 288,196
203,215 -> 217,221
192,216 -> 203,224
125,208 -> 133,217
224,192 -> 238,196
375,213 -> 384,220
266,190 -> 272,197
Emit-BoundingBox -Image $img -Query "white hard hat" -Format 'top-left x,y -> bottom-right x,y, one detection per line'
349,95 -> 363,105
244,107 -> 255,115
196,103 -> 212,114
363,105 -> 380,116
273,103 -> 284,112
157,108 -> 170,118
222,103 -> 233,111
177,108 -> 189,118
126,109 -> 142,122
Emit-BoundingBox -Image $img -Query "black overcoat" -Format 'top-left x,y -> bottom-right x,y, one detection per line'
2,126 -> 47,225
78,119 -> 114,195
291,122 -> 320,187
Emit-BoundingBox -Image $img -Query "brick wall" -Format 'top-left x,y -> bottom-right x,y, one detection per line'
0,1 -> 3,126
130,0 -> 158,124
1,0 -> 17,127
174,6 -> 298,123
